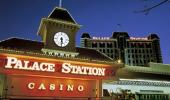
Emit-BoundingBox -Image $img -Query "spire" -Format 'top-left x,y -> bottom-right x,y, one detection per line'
59,0 -> 62,8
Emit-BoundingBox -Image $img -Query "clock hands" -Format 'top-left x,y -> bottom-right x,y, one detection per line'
60,37 -> 63,47
54,32 -> 69,47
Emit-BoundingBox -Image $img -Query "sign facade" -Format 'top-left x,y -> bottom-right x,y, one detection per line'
0,53 -> 118,98
0,54 -> 116,79
6,75 -> 97,97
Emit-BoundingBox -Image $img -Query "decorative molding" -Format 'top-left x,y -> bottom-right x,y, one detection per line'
41,48 -> 79,58
113,80 -> 170,87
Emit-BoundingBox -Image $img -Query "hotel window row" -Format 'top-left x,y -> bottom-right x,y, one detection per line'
127,42 -> 152,48
127,54 -> 153,59
91,41 -> 117,48
126,49 -> 153,54
128,59 -> 154,66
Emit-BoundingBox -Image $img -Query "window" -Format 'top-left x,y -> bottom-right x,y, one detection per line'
150,49 -> 152,53
110,49 -> 113,53
139,49 -> 141,53
143,49 -> 145,53
128,55 -> 130,58
103,49 -> 105,53
132,54 -> 134,58
107,43 -> 113,48
140,60 -> 143,63
99,42 -> 105,48
133,60 -> 135,64
132,49 -> 134,53
106,49 -> 109,53
92,42 -> 97,48
131,43 -> 136,48
128,49 -> 130,53
136,60 -> 138,63
146,43 -> 151,48
115,49 -> 118,54
127,42 -> 129,48
136,55 -> 138,58
111,54 -> 114,58
146,49 -> 149,53
144,60 -> 146,63
139,43 -> 144,48
129,60 -> 131,64
114,41 -> 117,48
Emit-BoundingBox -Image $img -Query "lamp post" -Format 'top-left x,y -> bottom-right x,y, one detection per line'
110,89 -> 114,100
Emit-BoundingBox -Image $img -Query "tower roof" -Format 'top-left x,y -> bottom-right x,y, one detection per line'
111,32 -> 129,39
147,34 -> 160,40
81,33 -> 91,38
48,7 -> 77,24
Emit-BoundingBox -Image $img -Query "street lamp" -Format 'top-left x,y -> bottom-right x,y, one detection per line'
117,59 -> 122,63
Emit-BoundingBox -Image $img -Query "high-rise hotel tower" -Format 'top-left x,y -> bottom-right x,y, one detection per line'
81,32 -> 162,66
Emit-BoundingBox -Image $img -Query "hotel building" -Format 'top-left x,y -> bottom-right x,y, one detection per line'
81,32 -> 162,66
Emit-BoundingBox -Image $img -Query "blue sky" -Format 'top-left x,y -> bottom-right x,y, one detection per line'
0,0 -> 170,64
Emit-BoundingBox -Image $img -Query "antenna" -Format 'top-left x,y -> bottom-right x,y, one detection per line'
59,0 -> 62,8
116,24 -> 122,32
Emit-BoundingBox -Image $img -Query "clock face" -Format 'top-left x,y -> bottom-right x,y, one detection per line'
54,32 -> 69,47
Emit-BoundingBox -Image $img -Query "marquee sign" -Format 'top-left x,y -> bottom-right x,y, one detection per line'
7,75 -> 97,97
0,54 -> 118,79
5,57 -> 105,76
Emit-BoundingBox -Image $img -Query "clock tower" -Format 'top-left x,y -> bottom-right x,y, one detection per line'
37,7 -> 80,57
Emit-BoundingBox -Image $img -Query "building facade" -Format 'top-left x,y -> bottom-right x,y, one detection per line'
103,63 -> 170,100
0,7 -> 121,100
81,32 -> 162,66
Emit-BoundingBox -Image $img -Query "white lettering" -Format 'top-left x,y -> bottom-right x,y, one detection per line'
27,82 -> 85,92
50,84 -> 55,91
5,57 -> 17,68
47,63 -> 55,72
62,63 -> 106,76
67,85 -> 74,91
5,57 -> 106,76
92,67 -> 98,76
39,63 -> 47,71
28,83 -> 35,89
98,68 -> 105,76
59,84 -> 63,91
78,85 -> 84,92
32,62 -> 40,71
88,67 -> 93,75
62,63 -> 71,73
4,57 -> 55,72
14,60 -> 22,69
38,83 -> 46,90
